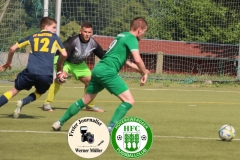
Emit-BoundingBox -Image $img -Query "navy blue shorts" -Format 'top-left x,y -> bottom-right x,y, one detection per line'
14,72 -> 53,94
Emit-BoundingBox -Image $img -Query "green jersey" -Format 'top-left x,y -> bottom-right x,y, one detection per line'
100,32 -> 139,72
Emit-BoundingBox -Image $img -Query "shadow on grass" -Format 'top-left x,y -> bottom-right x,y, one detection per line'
216,139 -> 234,142
0,114 -> 44,119
37,106 -> 106,112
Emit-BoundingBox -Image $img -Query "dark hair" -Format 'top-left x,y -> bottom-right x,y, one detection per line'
130,17 -> 148,31
81,22 -> 93,28
39,17 -> 57,30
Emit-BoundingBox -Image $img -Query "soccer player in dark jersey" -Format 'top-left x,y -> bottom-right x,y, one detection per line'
42,22 -> 105,112
52,17 -> 149,131
0,17 -> 67,118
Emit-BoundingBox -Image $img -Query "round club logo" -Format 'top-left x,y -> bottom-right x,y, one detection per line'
111,116 -> 153,159
67,117 -> 110,158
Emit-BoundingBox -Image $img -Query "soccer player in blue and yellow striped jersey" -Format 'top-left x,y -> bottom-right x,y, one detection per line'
0,17 -> 67,118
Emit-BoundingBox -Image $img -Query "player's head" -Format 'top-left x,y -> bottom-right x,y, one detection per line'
40,17 -> 57,33
80,22 -> 93,42
130,17 -> 148,41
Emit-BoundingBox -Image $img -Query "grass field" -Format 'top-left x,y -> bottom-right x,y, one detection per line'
1,81 -> 240,160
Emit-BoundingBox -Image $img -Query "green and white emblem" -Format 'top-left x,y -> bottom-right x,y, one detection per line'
111,116 -> 153,159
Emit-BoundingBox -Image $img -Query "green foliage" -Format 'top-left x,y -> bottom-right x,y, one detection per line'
142,0 -> 240,44
0,1 -> 28,51
2,0 -> 240,45
60,21 -> 80,42
101,0 -> 149,36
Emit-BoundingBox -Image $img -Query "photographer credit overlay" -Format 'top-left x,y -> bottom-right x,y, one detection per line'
111,116 -> 153,159
67,117 -> 110,158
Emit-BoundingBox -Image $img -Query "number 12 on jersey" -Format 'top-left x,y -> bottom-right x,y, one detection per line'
34,37 -> 50,52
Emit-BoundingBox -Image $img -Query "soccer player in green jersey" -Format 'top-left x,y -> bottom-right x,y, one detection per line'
52,17 -> 149,131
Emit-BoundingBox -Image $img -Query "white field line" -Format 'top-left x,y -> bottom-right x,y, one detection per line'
1,85 -> 240,93
1,86 -> 240,104
0,130 -> 239,141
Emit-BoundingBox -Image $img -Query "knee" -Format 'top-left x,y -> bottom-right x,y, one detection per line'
126,99 -> 135,106
80,78 -> 90,87
10,88 -> 19,96
131,99 -> 135,106
84,81 -> 89,87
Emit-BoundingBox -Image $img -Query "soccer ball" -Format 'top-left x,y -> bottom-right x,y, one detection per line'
218,124 -> 236,141
117,135 -> 122,141
141,135 -> 147,141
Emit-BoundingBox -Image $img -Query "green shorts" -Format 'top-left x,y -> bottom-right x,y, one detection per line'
54,56 -> 91,80
86,63 -> 128,96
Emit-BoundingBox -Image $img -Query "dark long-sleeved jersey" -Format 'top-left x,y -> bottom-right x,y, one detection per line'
56,34 -> 105,64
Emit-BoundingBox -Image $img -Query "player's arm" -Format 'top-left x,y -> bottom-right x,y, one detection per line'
54,37 -> 68,73
6,44 -> 18,64
0,44 -> 19,71
0,36 -> 30,72
56,48 -> 67,83
63,37 -> 75,58
130,50 -> 149,86
93,42 -> 105,59
125,59 -> 150,74
128,50 -> 149,75
124,36 -> 148,75
56,49 -> 67,72
54,40 -> 73,67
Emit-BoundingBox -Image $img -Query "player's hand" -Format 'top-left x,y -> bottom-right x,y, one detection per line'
0,63 -> 12,72
56,71 -> 67,83
146,69 -> 150,74
140,73 -> 148,86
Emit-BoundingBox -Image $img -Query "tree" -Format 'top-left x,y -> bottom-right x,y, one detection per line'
101,0 -> 149,36
0,1 -> 28,52
148,0 -> 240,44
60,21 -> 80,41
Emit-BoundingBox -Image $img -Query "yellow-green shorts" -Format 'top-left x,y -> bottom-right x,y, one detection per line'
54,56 -> 91,79
63,61 -> 91,79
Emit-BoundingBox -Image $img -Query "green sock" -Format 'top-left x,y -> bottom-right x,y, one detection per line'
59,99 -> 85,126
108,102 -> 132,127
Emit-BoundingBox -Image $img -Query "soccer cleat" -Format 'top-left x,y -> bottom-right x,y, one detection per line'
42,103 -> 53,111
108,123 -> 115,134
85,105 -> 104,112
52,121 -> 61,131
108,127 -> 113,134
13,100 -> 23,118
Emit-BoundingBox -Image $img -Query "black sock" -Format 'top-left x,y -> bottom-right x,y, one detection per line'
0,95 -> 8,107
22,93 -> 37,106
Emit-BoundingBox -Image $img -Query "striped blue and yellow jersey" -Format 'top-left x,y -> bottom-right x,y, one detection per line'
16,30 -> 65,75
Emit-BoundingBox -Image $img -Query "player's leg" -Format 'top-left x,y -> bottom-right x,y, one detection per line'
52,93 -> 98,130
12,72 -> 36,118
108,89 -> 134,132
52,75 -> 104,131
0,87 -> 20,107
42,79 -> 61,111
14,90 -> 42,118
14,75 -> 52,118
104,74 -> 133,132
0,71 -> 27,107
74,62 -> 104,112
42,55 -> 62,111
79,76 -> 104,112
